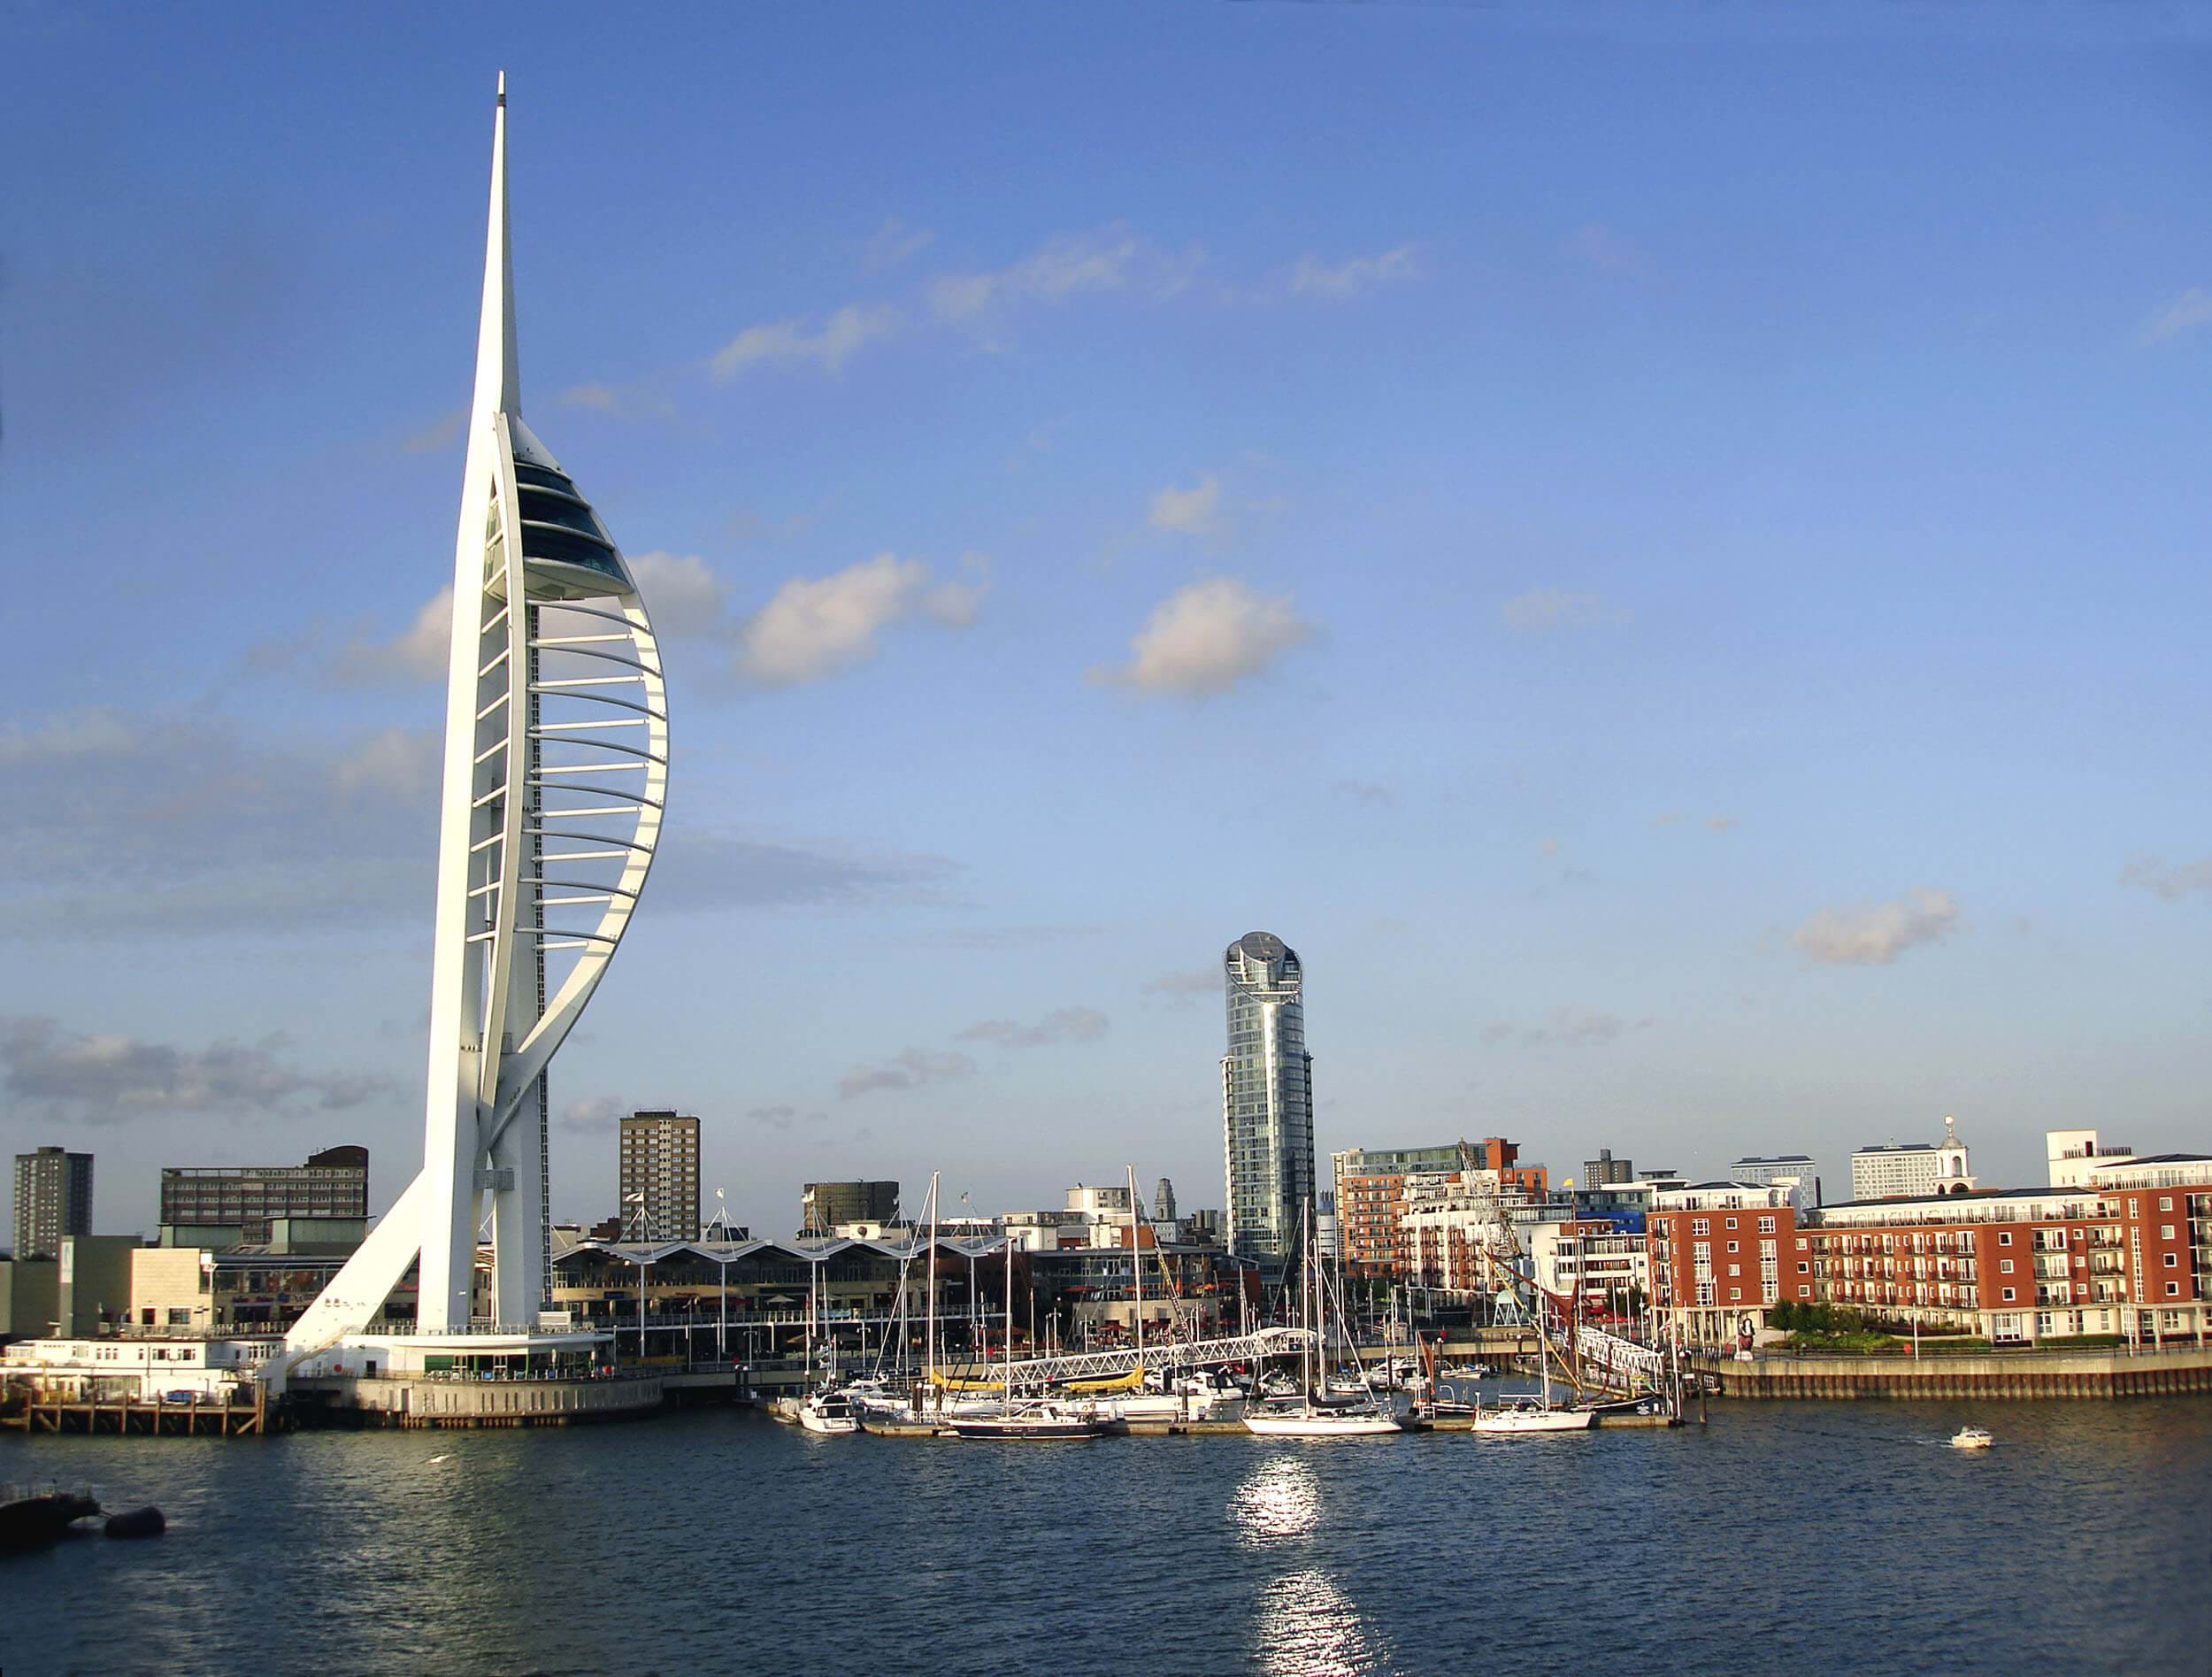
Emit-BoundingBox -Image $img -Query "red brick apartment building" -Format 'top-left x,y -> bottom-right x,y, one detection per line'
1647,1184 -> 1802,1342
1649,1154 -> 2212,1348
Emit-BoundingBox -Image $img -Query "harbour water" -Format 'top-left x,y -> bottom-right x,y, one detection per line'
3,1399 -> 2207,1674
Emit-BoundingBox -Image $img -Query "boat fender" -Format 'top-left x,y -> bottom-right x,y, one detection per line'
104,1506 -> 166,1540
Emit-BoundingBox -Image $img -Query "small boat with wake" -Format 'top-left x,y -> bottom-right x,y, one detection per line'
1950,1425 -> 1993,1450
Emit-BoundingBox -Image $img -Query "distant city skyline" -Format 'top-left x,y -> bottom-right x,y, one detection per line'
4,8 -> 2208,1246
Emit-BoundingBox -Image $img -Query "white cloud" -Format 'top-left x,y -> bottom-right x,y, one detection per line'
738,553 -> 952,686
1501,588 -> 1612,632
1093,577 -> 1313,697
710,304 -> 901,379
559,382 -> 621,412
626,551 -> 732,637
1705,813 -> 1738,833
335,587 -> 453,683
2119,856 -> 2212,901
1287,243 -> 1422,300
837,1047 -> 977,1100
956,1007 -> 1110,1049
1148,473 -> 1223,536
1791,889 -> 1961,966
930,225 -> 1141,321
2139,287 -> 2212,347
864,216 -> 934,270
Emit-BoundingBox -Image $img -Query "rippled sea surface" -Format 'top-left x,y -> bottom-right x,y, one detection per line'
4,1398 -> 2208,1674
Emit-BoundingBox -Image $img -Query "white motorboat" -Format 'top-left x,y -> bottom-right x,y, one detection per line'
1471,1397 -> 1595,1435
797,1390 -> 859,1435
1950,1426 -> 1993,1450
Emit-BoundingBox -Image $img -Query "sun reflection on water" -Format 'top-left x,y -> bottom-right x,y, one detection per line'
1231,1454 -> 1388,1673
1233,1450 -> 1323,1545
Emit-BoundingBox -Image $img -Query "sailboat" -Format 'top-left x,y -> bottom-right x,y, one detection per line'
944,1225 -> 1107,1440
1471,1301 -> 1594,1434
1246,1205 -> 1402,1437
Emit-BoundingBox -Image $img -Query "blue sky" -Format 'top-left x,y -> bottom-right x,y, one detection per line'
3,3 -> 2208,1240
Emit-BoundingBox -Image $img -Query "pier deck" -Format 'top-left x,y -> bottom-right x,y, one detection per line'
2,1389 -> 280,1437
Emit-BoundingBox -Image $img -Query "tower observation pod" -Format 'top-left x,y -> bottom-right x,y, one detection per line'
273,77 -> 667,1379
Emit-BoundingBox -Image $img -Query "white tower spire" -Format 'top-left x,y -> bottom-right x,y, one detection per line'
280,78 -> 669,1365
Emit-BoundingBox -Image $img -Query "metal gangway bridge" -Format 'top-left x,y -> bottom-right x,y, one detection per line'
1573,1323 -> 1669,1395
933,1327 -> 1317,1392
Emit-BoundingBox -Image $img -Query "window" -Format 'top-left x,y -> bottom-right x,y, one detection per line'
2001,1288 -> 2016,1302
2159,1197 -> 2172,1212
1728,1264 -> 1740,1277
2166,1282 -> 2180,1298
1758,1215 -> 1777,1234
1998,1232 -> 2012,1246
2163,1254 -> 2177,1269
1692,1219 -> 1709,1237
2162,1226 -> 2177,1241
1725,1218 -> 1739,1230
1727,1241 -> 1740,1253
2000,1259 -> 2013,1274
1797,1261 -> 1809,1274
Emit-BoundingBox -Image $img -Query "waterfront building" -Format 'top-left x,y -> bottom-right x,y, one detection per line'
130,1241 -> 410,1335
801,1181 -> 900,1235
279,78 -> 668,1374
1153,1178 -> 1178,1224
1641,1151 -> 2212,1347
1221,932 -> 1316,1263
2047,1128 -> 2136,1188
1335,1139 -> 1547,1278
1530,1219 -> 1650,1316
157,1146 -> 369,1246
619,1112 -> 701,1241
1583,1148 -> 1635,1187
1850,1116 -> 1973,1200
12,1147 -> 94,1260
1803,1154 -> 2212,1346
1730,1155 -> 1823,1206
1401,1171 -> 1558,1293
1646,1183 -> 1803,1342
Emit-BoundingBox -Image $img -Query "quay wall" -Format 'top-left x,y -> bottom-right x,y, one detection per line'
294,1374 -> 664,1427
1704,1347 -> 2212,1400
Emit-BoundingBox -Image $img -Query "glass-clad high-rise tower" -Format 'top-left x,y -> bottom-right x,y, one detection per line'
1221,931 -> 1316,1262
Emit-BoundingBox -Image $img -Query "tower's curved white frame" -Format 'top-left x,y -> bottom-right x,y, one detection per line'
283,76 -> 665,1362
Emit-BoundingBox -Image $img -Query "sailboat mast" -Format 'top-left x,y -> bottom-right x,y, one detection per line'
925,1170 -> 940,1413
1127,1164 -> 1142,1369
